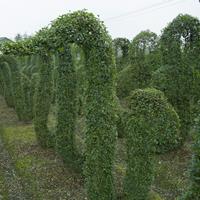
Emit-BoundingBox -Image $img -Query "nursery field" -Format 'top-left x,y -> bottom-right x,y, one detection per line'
0,10 -> 200,200
0,97 -> 192,199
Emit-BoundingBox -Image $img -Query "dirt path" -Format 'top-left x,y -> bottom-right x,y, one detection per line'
0,96 -> 27,200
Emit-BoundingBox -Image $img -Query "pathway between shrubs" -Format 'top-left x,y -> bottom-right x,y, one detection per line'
0,131 -> 27,200
0,96 -> 26,199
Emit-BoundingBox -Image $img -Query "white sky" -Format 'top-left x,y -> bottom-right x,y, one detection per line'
0,0 -> 199,40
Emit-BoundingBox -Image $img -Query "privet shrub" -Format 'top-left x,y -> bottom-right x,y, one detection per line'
151,64 -> 194,140
113,37 -> 130,71
180,102 -> 200,200
0,62 -> 14,107
51,11 -> 116,199
117,30 -> 160,99
159,14 -> 200,139
34,53 -> 54,148
5,56 -> 24,120
56,45 -> 79,167
2,10 -> 116,200
0,55 -> 23,118
124,88 -> 180,199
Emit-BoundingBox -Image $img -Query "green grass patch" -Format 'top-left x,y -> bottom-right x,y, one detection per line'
1,125 -> 85,200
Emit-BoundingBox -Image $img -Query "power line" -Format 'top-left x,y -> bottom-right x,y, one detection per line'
104,0 -> 187,22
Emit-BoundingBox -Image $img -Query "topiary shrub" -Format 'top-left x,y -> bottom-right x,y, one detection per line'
0,62 -> 14,107
124,88 -> 180,200
0,55 -> 27,121
117,30 -> 161,99
2,10 -> 117,200
180,101 -> 200,200
34,53 -> 54,148
151,64 -> 194,140
50,11 -> 116,199
113,37 -> 130,71
158,14 -> 200,139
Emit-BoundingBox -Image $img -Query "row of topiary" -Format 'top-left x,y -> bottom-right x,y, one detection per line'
0,11 -> 199,200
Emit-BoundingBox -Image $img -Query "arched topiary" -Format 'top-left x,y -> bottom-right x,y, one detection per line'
160,14 -> 200,68
50,11 -> 116,199
0,54 -> 28,121
124,88 -> 180,199
1,10 -> 117,199
117,30 -> 160,99
153,14 -> 200,139
113,37 -> 130,71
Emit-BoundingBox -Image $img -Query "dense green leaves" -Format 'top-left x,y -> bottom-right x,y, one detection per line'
124,88 -> 180,199
180,101 -> 200,199
117,30 -> 161,99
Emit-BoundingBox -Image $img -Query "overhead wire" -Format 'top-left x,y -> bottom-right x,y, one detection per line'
104,0 -> 189,22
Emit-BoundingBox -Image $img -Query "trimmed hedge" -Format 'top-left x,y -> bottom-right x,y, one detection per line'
124,88 -> 180,199
151,64 -> 194,140
158,14 -> 200,139
2,11 -> 116,200
0,62 -> 14,107
34,53 -> 53,148
180,102 -> 200,200
117,30 -> 160,99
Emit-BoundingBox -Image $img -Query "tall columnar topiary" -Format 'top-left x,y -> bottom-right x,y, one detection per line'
154,14 -> 200,139
151,64 -> 193,139
56,45 -> 79,167
19,55 -> 39,122
124,88 -> 180,199
117,30 -> 160,99
180,101 -> 200,200
113,38 -> 130,71
0,54 -> 28,121
34,53 -> 54,148
0,62 -> 14,107
20,72 -> 33,121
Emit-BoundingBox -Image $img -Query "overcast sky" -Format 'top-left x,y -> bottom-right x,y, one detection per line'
0,0 -> 199,40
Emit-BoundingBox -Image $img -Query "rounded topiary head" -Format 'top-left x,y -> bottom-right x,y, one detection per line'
160,14 -> 200,67
128,88 -> 181,153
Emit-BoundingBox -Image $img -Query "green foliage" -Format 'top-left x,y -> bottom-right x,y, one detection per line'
49,11 -> 117,200
180,102 -> 200,200
124,88 -> 180,199
0,62 -> 14,107
113,37 -> 130,71
160,14 -> 200,68
158,14 -> 200,139
34,54 -> 53,148
117,30 -> 161,99
56,45 -> 80,168
127,87 -> 181,152
151,64 -> 194,139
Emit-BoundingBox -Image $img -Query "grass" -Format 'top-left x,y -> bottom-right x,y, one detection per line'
0,96 -> 192,200
1,125 -> 85,200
